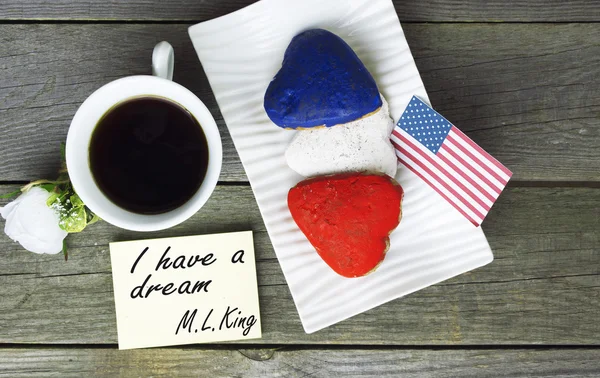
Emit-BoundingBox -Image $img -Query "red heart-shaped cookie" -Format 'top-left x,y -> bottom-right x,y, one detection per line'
288,172 -> 404,278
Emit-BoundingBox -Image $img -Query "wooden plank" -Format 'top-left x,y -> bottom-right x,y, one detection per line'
404,23 -> 600,182
0,184 -> 598,345
0,0 -> 599,22
1,347 -> 600,377
0,24 -> 244,183
1,24 -> 599,182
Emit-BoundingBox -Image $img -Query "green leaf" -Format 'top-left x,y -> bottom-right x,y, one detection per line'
60,143 -> 66,161
85,206 -> 101,225
59,205 -> 87,233
0,189 -> 21,199
46,192 -> 60,207
88,213 -> 100,225
55,190 -> 70,207
21,179 -> 58,194
39,183 -> 56,193
70,193 -> 85,208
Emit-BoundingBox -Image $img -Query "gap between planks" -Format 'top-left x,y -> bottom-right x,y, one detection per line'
0,343 -> 598,350
2,181 -> 600,188
0,20 -> 600,24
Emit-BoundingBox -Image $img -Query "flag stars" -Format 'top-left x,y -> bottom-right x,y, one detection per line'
398,97 -> 457,154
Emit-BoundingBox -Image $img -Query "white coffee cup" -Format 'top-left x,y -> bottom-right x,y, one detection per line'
66,42 -> 222,232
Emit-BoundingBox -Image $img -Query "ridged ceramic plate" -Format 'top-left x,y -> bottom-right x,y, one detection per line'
189,0 -> 493,333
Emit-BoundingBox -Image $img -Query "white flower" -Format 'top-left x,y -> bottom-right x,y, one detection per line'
0,187 -> 68,254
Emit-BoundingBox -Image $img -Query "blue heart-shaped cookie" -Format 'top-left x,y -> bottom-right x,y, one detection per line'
264,29 -> 381,129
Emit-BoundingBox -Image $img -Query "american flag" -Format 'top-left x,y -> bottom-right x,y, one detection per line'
391,96 -> 512,226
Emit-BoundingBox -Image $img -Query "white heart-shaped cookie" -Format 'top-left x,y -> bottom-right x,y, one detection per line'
285,96 -> 397,178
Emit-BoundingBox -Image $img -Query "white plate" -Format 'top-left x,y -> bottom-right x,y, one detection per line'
189,0 -> 493,333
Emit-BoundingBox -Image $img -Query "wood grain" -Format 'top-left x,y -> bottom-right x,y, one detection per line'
0,24 -> 242,182
1,184 -> 598,345
1,347 -> 599,377
0,0 -> 599,22
1,24 -> 598,182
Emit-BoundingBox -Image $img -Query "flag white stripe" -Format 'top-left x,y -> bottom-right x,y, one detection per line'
393,130 -> 492,212
437,147 -> 500,199
393,135 -> 486,221
395,149 -> 484,224
443,139 -> 505,191
449,129 -> 511,182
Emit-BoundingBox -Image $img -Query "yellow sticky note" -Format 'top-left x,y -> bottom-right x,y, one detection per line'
109,231 -> 261,350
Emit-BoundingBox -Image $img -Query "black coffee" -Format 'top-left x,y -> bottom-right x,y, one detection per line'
89,97 -> 209,214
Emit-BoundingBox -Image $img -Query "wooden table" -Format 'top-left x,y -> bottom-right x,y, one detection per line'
1,1 -> 599,376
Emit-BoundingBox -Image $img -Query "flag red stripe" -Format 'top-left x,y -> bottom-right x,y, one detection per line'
451,127 -> 512,177
436,150 -> 497,203
396,156 -> 479,226
393,141 -> 486,221
446,131 -> 507,186
392,131 -> 491,211
440,143 -> 501,196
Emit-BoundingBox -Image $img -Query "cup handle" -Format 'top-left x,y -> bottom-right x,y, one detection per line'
152,41 -> 174,81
